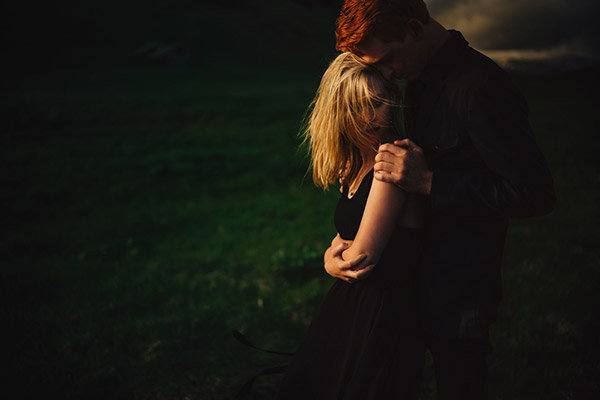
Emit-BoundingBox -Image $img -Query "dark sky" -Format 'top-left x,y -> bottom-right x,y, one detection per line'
427,0 -> 600,63
3,0 -> 599,71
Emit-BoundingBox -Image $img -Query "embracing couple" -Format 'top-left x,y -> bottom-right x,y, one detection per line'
275,1 -> 555,399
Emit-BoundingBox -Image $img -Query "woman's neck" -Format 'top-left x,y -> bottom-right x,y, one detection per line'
347,150 -> 376,198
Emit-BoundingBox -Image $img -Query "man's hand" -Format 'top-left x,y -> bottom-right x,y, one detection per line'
324,239 -> 374,284
374,139 -> 433,195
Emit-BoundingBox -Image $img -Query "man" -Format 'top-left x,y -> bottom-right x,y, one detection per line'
324,0 -> 556,398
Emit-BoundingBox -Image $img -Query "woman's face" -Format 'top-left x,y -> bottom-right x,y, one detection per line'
367,76 -> 393,138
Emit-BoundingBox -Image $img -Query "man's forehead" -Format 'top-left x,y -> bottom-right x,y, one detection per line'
354,36 -> 390,63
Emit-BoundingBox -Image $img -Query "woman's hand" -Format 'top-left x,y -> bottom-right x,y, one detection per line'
324,236 -> 374,284
331,233 -> 351,249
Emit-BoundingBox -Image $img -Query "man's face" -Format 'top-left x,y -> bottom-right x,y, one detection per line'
356,33 -> 425,81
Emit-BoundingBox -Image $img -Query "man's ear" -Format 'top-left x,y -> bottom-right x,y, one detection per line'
405,18 -> 425,41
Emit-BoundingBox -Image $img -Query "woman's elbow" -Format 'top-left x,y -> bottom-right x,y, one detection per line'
342,246 -> 380,268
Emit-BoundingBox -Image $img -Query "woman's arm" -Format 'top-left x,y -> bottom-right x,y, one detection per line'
324,241 -> 369,283
341,175 -> 407,271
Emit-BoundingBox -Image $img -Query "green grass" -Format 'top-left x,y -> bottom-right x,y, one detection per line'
1,62 -> 599,399
1,64 -> 337,399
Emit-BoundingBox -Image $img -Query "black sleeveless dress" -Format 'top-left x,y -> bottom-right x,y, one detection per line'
275,170 -> 425,400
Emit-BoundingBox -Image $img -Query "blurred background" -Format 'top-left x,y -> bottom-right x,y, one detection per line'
1,0 -> 599,398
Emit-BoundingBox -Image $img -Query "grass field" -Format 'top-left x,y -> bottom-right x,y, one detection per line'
2,51 -> 599,399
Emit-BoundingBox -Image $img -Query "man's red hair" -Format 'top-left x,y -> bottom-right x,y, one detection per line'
335,0 -> 430,52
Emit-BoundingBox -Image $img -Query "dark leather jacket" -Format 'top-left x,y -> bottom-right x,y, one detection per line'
406,31 -> 556,338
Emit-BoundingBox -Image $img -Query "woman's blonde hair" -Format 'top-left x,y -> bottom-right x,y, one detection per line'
302,52 -> 398,189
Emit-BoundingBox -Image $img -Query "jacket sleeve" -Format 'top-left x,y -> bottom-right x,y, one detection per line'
429,71 -> 556,218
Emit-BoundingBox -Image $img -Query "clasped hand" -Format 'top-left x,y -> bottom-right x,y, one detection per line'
323,234 -> 374,283
374,138 -> 433,195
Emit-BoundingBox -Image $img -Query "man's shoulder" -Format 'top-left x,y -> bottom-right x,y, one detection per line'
447,45 -> 517,97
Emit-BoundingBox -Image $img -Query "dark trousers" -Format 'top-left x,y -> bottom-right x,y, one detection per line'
425,333 -> 492,400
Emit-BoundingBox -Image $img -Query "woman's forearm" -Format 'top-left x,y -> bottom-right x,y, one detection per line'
342,176 -> 407,268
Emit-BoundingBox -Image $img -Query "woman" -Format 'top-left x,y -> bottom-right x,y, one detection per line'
275,52 -> 425,399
